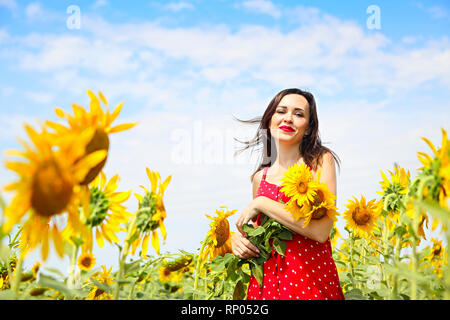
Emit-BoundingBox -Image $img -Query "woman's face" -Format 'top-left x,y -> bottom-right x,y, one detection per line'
269,93 -> 310,146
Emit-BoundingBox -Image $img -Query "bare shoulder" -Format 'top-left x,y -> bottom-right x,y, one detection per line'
320,151 -> 335,168
252,168 -> 264,199
252,168 -> 263,186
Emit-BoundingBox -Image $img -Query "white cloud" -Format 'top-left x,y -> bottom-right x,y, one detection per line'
93,0 -> 108,9
240,0 -> 281,19
25,2 -> 43,20
414,2 -> 450,20
11,12 -> 450,96
163,1 -> 194,12
25,91 -> 54,104
0,0 -> 16,11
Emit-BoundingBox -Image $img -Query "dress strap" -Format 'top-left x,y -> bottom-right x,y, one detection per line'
262,166 -> 269,181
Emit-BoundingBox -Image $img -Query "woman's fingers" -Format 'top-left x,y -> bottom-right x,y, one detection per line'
232,233 -> 259,259
241,237 -> 259,256
235,215 -> 246,236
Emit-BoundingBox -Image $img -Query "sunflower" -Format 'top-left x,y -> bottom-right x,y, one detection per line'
130,168 -> 171,256
78,252 -> 96,271
308,177 -> 338,220
158,264 -> 182,284
62,171 -> 132,252
378,165 -> 410,196
417,128 -> 449,209
280,163 -> 318,207
343,195 -> 381,238
2,124 -> 107,260
86,265 -> 114,300
45,89 -> 137,185
428,238 -> 447,278
284,169 -> 338,227
330,225 -> 341,249
285,197 -> 311,224
164,255 -> 193,272
200,206 -> 237,263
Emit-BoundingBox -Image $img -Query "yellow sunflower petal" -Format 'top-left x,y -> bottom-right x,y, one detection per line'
108,122 -> 137,134
151,231 -> 160,255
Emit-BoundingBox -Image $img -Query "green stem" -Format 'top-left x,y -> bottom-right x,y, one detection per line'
193,234 -> 209,300
411,204 -> 419,300
11,254 -> 23,299
349,232 -> 356,289
391,236 -> 401,300
381,216 -> 389,284
445,230 -> 450,300
67,243 -> 79,289
114,217 -> 137,300
8,226 -> 23,249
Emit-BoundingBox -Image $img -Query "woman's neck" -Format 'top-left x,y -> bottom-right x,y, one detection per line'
273,143 -> 302,170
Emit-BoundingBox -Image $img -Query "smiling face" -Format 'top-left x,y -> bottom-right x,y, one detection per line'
269,93 -> 310,146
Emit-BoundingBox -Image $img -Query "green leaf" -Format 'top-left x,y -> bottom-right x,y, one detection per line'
246,226 -> 265,237
90,277 -> 113,294
42,267 -> 66,280
233,280 -> 246,300
394,226 -> 408,238
277,230 -> 293,241
344,288 -> 366,300
38,274 -> 82,299
249,260 -> 264,287
273,238 -> 287,256
214,278 -> 224,296
242,224 -> 255,235
417,200 -> 450,222
124,259 -> 143,274
210,255 -> 226,271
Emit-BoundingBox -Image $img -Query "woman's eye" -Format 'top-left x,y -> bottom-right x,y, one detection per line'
276,110 -> 303,117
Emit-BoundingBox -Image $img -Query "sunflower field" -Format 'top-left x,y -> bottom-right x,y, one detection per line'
0,91 -> 448,300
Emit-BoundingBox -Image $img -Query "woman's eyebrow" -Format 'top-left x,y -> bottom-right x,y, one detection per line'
277,105 -> 304,112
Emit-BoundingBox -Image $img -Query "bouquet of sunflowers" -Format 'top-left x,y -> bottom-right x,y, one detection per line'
280,162 -> 339,227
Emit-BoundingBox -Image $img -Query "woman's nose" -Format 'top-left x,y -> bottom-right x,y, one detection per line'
284,113 -> 293,122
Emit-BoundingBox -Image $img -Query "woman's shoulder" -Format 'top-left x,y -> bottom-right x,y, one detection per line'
252,167 -> 265,185
318,151 -> 335,168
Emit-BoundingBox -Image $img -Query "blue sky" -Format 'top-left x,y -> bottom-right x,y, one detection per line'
0,0 -> 449,272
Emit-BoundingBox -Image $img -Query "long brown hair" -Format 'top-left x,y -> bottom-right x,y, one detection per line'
233,88 -> 341,182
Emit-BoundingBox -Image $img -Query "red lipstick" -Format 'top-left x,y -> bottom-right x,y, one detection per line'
279,126 -> 294,132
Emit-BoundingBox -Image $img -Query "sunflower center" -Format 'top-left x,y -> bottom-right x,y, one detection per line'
81,257 -> 93,268
31,159 -> 73,218
215,219 -> 230,248
313,207 -> 327,219
297,181 -> 308,194
166,256 -> 193,272
313,190 -> 325,204
86,187 -> 110,228
136,192 -> 158,233
433,245 -> 442,257
352,208 -> 371,226
80,128 -> 110,185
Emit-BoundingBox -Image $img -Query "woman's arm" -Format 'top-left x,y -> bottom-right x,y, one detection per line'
254,197 -> 333,243
255,152 -> 337,243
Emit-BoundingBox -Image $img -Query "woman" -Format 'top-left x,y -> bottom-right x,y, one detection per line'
232,88 -> 345,300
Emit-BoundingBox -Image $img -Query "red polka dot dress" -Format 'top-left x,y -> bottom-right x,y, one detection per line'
246,166 -> 345,300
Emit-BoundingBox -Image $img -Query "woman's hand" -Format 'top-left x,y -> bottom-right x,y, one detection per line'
235,198 -> 261,236
231,232 -> 260,259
